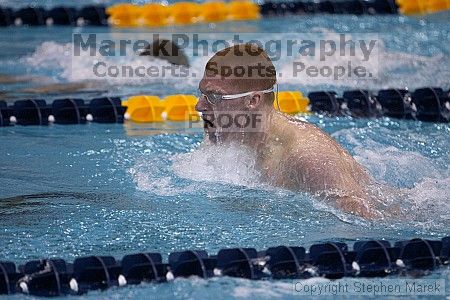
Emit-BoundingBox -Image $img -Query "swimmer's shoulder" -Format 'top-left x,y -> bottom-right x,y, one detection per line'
278,113 -> 333,143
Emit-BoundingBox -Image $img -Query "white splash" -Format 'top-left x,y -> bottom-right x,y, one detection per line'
333,128 -> 450,226
354,145 -> 446,186
128,157 -> 183,196
22,30 -> 450,91
278,29 -> 450,90
128,142 -> 264,196
22,41 -> 210,87
172,143 -> 262,188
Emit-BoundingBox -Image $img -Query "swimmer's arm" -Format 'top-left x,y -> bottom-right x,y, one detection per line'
330,194 -> 380,219
289,157 -> 379,219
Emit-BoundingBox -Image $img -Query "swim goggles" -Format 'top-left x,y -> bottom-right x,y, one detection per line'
199,86 -> 275,106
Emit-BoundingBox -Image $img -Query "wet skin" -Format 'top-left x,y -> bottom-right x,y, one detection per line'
196,77 -> 379,219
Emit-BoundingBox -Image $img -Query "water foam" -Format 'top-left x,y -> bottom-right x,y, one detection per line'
130,128 -> 448,227
333,127 -> 450,228
22,41 -> 210,87
22,30 -> 450,91
278,30 -> 450,90
127,140 -> 264,198
172,143 -> 263,188
354,145 -> 446,187
128,156 -> 186,197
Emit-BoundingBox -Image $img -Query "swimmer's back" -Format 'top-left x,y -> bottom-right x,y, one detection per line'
268,113 -> 371,192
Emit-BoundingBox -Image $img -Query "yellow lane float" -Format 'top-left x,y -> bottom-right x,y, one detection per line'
124,91 -> 310,123
124,95 -> 165,122
200,1 -> 229,22
141,3 -> 170,27
163,94 -> 199,121
107,1 -> 261,27
106,3 -> 142,27
396,0 -> 450,15
274,91 -> 310,115
169,2 -> 201,25
228,1 -> 261,21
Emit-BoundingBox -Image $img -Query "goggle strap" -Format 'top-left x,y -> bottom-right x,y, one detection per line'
221,87 -> 274,100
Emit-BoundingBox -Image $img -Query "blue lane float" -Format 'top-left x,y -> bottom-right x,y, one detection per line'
121,253 -> 167,284
0,7 -> 13,26
364,0 -> 399,14
52,99 -> 87,124
71,256 -> 121,294
0,261 -> 21,295
0,97 -> 126,126
261,2 -> 309,16
395,238 -> 442,271
0,0 -> 400,28
0,101 -> 13,126
1,237 -> 449,296
0,5 -> 107,27
13,99 -> 52,126
353,240 -> 398,277
216,248 -> 263,279
333,0 -> 366,15
308,86 -> 450,122
377,89 -> 416,119
307,91 -> 341,116
76,5 -> 108,26
265,246 -> 306,279
12,7 -> 47,26
308,242 -> 354,279
442,237 -> 450,263
168,250 -> 215,279
342,90 -> 382,118
0,87 -> 448,127
260,0 -> 398,16
89,97 -> 126,123
412,87 -> 450,122
17,259 -> 72,297
46,7 -> 78,26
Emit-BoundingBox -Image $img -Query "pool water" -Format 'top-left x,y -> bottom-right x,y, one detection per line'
1,13 -> 449,99
0,4 -> 450,300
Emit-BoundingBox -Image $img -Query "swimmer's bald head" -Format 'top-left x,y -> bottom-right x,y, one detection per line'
199,43 -> 276,95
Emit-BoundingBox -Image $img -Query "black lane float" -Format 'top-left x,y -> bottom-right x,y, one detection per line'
0,97 -> 125,126
0,87 -> 449,127
0,5 -> 107,27
0,237 -> 449,296
0,1 -> 401,28
308,87 -> 450,122
261,0 -> 398,16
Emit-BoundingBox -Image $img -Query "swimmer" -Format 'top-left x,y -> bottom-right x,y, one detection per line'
0,74 -> 100,97
196,43 -> 380,219
139,39 -> 190,67
2,40 -> 189,97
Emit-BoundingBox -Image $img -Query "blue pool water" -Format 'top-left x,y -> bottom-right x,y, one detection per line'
0,5 -> 450,300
